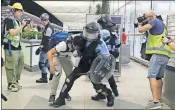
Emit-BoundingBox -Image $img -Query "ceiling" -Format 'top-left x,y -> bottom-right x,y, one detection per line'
35,1 -> 99,23
35,1 -> 126,30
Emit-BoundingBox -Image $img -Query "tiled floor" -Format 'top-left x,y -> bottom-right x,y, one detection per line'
1,61 -> 171,109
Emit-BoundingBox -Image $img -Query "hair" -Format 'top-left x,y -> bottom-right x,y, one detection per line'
73,35 -> 86,49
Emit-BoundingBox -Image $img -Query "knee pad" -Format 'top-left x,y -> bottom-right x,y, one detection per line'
39,62 -> 45,70
156,77 -> 162,80
94,84 -> 106,93
102,88 -> 112,96
64,77 -> 71,87
96,89 -> 102,93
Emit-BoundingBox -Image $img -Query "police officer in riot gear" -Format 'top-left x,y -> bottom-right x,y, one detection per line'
90,14 -> 120,100
52,22 -> 115,107
36,13 -> 54,83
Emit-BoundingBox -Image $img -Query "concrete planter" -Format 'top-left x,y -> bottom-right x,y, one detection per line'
21,39 -> 41,72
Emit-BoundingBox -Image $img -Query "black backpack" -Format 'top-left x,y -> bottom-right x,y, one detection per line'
1,17 -> 9,45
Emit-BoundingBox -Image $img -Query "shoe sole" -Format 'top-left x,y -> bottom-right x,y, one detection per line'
8,89 -> 19,92
91,96 -> 106,101
92,98 -> 106,101
16,87 -> 22,89
145,105 -> 162,110
53,104 -> 65,107
115,94 -> 119,97
66,98 -> 71,101
36,82 -> 48,83
48,102 -> 54,106
148,100 -> 163,106
107,104 -> 114,107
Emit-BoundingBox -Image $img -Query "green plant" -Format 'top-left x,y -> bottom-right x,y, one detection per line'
22,31 -> 42,40
101,0 -> 110,14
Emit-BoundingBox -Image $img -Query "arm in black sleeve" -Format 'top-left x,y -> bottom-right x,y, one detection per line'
41,35 -> 49,47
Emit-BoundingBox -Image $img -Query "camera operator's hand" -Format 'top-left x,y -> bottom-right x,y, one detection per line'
162,37 -> 172,44
21,20 -> 27,27
162,37 -> 169,44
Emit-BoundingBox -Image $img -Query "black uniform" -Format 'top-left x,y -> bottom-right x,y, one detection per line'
53,39 -> 114,107
36,23 -> 54,83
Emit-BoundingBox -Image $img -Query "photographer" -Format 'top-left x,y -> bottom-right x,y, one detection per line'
3,3 -> 30,92
137,10 -> 173,109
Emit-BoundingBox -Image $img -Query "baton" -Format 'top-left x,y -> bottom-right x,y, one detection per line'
25,45 -> 40,47
1,93 -> 7,101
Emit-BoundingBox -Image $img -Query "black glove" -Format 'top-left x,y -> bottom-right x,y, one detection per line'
35,47 -> 42,55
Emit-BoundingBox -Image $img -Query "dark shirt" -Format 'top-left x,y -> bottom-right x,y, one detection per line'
149,18 -> 164,35
3,18 -> 21,50
41,23 -> 53,52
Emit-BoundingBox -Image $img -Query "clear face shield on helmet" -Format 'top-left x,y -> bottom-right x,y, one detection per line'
83,27 -> 99,41
82,22 -> 100,41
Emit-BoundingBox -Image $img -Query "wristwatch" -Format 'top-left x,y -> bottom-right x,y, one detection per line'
166,39 -> 173,45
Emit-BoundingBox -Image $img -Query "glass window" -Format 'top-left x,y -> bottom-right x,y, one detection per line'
133,1 -> 151,59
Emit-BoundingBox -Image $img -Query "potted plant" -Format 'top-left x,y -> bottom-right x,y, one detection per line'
22,31 -> 42,40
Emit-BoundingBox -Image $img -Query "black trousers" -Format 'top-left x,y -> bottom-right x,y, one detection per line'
108,75 -> 118,92
58,64 -> 112,99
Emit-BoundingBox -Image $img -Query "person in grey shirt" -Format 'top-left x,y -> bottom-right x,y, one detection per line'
138,10 -> 172,109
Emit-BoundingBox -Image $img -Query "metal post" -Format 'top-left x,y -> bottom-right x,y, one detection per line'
124,0 -> 126,29
133,0 -> 137,57
89,2 -> 91,14
151,0 -> 153,10
118,0 -> 119,15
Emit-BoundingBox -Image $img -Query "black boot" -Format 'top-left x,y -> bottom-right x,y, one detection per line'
108,76 -> 119,97
91,93 -> 106,101
36,73 -> 48,83
112,88 -> 119,97
107,94 -> 114,107
53,95 -> 65,107
49,74 -> 54,81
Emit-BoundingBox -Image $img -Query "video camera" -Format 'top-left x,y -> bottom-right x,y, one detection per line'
134,14 -> 163,28
24,19 -> 31,25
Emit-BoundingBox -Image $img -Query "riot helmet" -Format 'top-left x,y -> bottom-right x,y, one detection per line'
40,13 -> 49,21
100,29 -> 110,40
89,54 -> 115,84
72,35 -> 86,50
83,22 -> 100,41
97,14 -> 116,29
